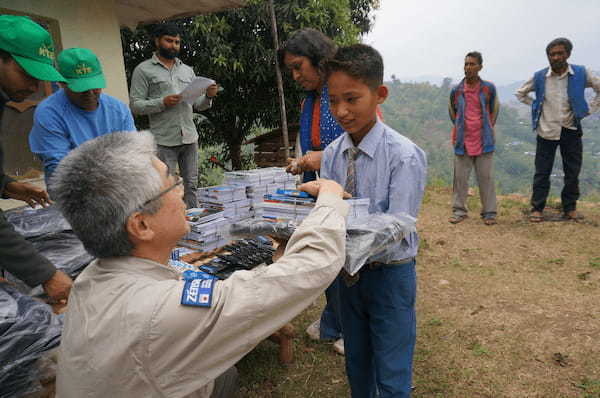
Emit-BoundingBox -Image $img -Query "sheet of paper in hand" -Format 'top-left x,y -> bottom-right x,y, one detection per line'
180,76 -> 216,105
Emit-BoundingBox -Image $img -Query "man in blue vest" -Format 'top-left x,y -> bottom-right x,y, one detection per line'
448,51 -> 499,226
516,38 -> 600,222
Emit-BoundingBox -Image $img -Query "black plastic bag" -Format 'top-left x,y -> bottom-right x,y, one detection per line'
0,283 -> 63,398
28,231 -> 94,277
3,205 -> 71,238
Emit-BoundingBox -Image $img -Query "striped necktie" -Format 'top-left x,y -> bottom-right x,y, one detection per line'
341,146 -> 361,287
344,146 -> 360,196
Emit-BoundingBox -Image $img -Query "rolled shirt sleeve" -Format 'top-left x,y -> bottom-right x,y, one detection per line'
585,67 -> 600,115
129,66 -> 166,116
515,77 -> 535,106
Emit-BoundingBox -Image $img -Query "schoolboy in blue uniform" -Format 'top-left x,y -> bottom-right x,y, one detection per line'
320,44 -> 427,397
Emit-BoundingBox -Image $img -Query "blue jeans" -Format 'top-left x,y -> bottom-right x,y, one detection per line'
319,275 -> 343,340
340,260 -> 417,398
157,142 -> 199,209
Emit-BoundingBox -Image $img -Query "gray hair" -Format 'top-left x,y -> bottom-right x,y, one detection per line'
49,131 -> 163,258
546,37 -> 573,56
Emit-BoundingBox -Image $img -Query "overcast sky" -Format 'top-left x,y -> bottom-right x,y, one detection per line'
363,0 -> 600,85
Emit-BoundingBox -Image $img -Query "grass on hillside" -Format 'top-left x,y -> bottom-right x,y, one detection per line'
236,186 -> 600,398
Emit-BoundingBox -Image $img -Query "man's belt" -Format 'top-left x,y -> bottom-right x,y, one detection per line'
365,257 -> 415,271
341,257 -> 415,287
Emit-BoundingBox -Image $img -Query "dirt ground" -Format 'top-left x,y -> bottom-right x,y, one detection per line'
237,186 -> 600,398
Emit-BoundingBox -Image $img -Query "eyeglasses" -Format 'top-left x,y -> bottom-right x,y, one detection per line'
139,174 -> 183,210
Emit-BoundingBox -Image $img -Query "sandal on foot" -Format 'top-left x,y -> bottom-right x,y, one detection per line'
564,210 -> 582,221
448,214 -> 468,224
529,212 -> 543,223
483,218 -> 497,226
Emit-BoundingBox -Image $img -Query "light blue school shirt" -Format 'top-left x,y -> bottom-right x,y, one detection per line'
321,120 -> 427,263
29,89 -> 135,181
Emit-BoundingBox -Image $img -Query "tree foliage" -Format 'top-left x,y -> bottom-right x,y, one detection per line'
120,0 -> 379,169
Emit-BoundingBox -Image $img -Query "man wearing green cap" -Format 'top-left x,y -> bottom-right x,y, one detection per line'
0,15 -> 72,303
29,47 -> 135,183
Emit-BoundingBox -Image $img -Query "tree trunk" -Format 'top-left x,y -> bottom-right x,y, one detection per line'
267,0 -> 290,160
229,140 -> 242,170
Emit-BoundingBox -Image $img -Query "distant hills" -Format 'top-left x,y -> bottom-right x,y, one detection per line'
496,81 -> 526,104
394,68 -> 600,104
391,74 -> 525,102
391,74 -> 459,86
380,79 -> 600,198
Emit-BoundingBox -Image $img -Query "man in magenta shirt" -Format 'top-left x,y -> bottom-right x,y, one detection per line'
448,51 -> 500,225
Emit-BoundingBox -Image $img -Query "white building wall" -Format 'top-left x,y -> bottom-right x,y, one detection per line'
0,0 -> 130,103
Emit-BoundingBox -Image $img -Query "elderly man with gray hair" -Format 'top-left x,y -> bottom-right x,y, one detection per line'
51,131 -> 349,398
516,37 -> 600,222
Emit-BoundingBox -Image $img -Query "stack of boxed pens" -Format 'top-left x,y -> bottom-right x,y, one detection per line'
254,189 -> 371,224
178,207 -> 230,253
255,191 -> 315,222
175,168 -> 298,255
198,185 -> 253,222
223,168 -> 296,200
271,167 -> 297,189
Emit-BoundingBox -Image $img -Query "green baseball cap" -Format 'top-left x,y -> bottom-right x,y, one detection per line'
58,48 -> 106,92
0,15 -> 66,82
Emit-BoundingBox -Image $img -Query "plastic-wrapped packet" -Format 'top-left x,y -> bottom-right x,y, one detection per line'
0,283 -> 63,398
28,231 -> 94,277
230,213 -> 416,276
229,219 -> 298,241
344,213 -> 416,275
5,231 -> 94,296
3,205 -> 71,238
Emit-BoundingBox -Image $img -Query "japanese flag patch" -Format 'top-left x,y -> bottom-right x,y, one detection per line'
181,278 -> 215,307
